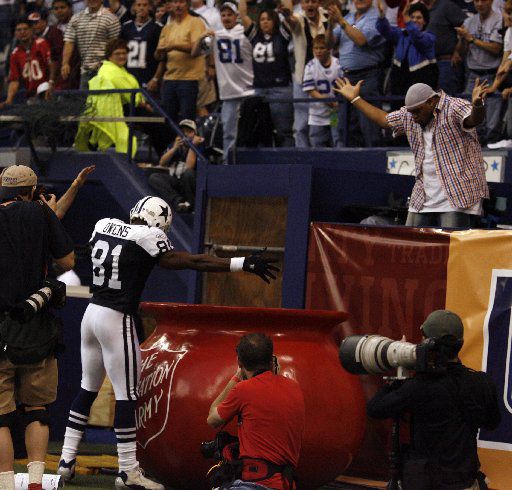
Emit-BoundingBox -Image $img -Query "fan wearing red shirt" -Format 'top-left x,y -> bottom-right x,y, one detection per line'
1,19 -> 53,108
208,333 -> 305,490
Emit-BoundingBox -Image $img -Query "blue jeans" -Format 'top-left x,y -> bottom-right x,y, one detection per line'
309,124 -> 333,147
437,59 -> 463,96
255,85 -> 294,147
293,80 -> 310,147
80,69 -> 98,90
465,70 -> 502,143
161,79 -> 198,127
405,211 -> 472,228
221,97 -> 242,163
338,68 -> 382,147
227,480 -> 270,489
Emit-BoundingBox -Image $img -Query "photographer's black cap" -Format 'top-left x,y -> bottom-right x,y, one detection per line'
0,165 -> 37,199
421,310 -> 464,340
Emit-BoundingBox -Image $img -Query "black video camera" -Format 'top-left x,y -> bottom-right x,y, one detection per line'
200,431 -> 239,461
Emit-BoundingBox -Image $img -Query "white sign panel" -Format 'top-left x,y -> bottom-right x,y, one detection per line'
386,151 -> 506,183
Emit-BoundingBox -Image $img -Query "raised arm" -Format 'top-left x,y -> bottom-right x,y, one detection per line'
238,0 -> 253,30
463,78 -> 487,129
334,78 -> 390,128
55,165 -> 95,219
328,4 -> 368,47
279,0 -> 299,29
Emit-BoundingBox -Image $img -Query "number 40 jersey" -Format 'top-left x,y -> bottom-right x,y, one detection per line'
89,218 -> 173,314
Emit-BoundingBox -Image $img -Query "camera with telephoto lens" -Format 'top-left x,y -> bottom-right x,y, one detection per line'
10,278 -> 66,323
201,431 -> 239,461
339,334 -> 453,376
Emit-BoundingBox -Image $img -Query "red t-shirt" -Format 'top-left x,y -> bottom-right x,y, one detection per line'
216,372 -> 305,490
9,38 -> 51,96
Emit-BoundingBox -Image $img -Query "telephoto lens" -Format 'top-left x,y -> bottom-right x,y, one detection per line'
339,335 -> 418,375
10,286 -> 54,323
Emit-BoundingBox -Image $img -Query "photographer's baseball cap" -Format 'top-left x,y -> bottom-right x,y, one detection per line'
0,165 -> 37,199
420,310 -> 464,340
179,119 -> 197,133
405,83 -> 437,110
220,2 -> 238,13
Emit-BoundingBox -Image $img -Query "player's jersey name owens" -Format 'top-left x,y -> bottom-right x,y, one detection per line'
102,222 -> 131,238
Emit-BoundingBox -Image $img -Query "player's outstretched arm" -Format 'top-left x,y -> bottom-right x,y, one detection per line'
158,250 -> 280,283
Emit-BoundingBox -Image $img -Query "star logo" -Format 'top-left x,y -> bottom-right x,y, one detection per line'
159,205 -> 169,220
491,161 -> 499,171
389,158 -> 397,169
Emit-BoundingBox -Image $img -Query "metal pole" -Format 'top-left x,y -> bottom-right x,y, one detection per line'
127,92 -> 136,165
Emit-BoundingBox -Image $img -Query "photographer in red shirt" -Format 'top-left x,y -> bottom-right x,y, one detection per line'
0,19 -> 53,108
207,333 -> 305,490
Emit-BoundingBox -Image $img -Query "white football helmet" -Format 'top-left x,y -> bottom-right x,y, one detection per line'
130,196 -> 172,233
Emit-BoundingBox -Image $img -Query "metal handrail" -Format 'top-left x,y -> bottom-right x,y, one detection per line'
52,88 -> 208,165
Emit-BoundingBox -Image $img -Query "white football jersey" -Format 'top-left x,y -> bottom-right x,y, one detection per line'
303,57 -> 343,126
211,24 -> 255,100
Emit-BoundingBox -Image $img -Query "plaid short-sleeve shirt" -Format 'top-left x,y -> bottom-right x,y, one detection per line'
386,91 -> 489,212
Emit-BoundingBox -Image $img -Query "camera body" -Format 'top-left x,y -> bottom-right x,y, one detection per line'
33,184 -> 51,202
201,431 -> 239,461
339,334 -> 452,376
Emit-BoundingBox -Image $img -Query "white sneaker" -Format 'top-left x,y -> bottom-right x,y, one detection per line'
115,467 -> 164,490
487,139 -> 512,149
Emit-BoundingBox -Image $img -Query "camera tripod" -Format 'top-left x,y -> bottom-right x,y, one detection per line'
385,368 -> 410,490
387,415 -> 403,490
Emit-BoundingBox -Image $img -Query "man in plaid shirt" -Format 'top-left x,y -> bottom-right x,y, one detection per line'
334,78 -> 489,228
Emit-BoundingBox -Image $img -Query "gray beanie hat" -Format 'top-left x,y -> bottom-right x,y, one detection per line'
405,83 -> 437,109
420,310 -> 464,340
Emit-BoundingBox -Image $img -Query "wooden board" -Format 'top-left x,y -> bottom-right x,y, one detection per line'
202,196 -> 287,307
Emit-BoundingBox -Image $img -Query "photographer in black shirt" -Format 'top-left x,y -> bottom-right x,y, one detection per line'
0,165 -> 74,490
367,310 -> 501,490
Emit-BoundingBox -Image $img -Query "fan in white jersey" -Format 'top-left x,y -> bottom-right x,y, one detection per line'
192,2 -> 254,162
302,35 -> 343,148
57,196 -> 279,490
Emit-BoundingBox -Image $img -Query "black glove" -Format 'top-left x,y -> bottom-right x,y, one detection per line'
242,250 -> 280,284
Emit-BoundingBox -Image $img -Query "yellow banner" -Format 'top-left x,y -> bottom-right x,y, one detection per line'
447,230 -> 512,490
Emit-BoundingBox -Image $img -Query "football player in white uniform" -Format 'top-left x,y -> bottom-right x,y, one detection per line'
58,196 -> 278,489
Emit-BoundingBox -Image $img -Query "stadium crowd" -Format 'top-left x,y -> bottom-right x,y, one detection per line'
0,0 -> 510,208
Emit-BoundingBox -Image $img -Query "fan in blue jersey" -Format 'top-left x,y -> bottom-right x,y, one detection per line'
192,2 -> 255,162
239,0 -> 294,147
120,0 -> 162,91
58,196 -> 279,490
302,35 -> 343,148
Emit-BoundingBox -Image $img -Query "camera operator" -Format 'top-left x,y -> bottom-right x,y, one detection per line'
366,310 -> 501,490
207,333 -> 305,490
0,165 -> 74,490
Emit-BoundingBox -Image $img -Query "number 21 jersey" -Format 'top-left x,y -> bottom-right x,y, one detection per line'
89,218 -> 173,314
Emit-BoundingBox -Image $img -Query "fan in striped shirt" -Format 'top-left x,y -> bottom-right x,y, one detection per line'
334,77 -> 490,228
61,0 -> 120,89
